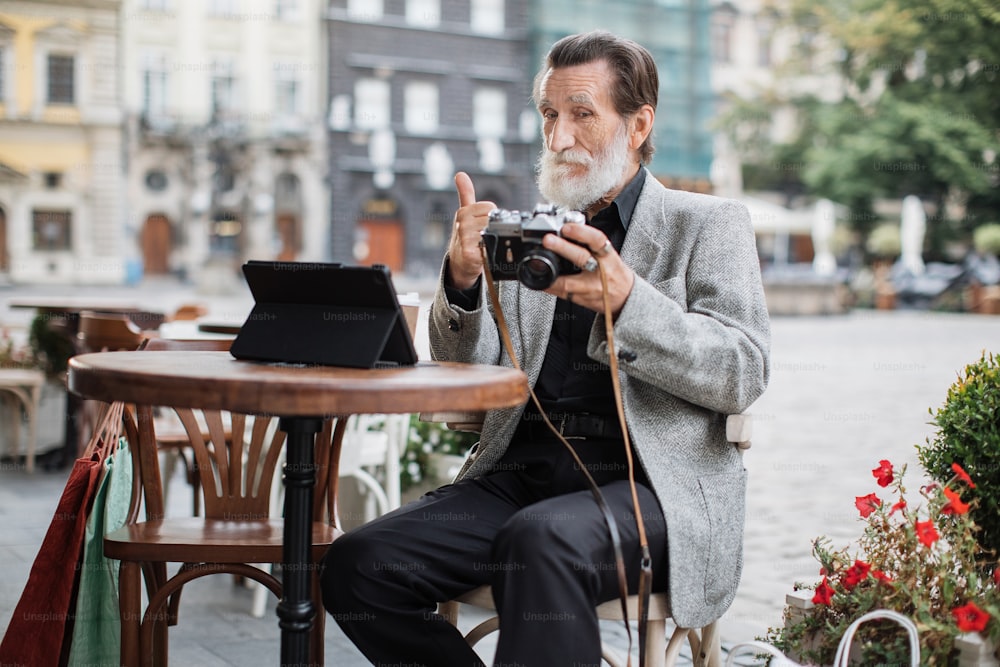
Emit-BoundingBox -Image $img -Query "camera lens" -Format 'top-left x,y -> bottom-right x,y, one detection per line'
518,250 -> 559,290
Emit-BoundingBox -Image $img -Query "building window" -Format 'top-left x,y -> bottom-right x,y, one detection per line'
275,67 -> 300,117
32,209 -> 72,251
756,12 -> 776,67
756,27 -> 772,67
354,78 -> 390,130
404,81 -> 438,135
711,4 -> 738,64
406,0 -> 440,27
142,52 -> 169,118
207,0 -> 239,16
275,0 -> 300,20
47,54 -> 75,104
470,0 -> 504,35
43,172 -> 62,189
348,0 -> 383,22
210,60 -> 236,117
473,87 -> 506,139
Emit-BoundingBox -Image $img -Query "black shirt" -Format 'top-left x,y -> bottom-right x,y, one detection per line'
532,169 -> 643,416
446,167 -> 645,418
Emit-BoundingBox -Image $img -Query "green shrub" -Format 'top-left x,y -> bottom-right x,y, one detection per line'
973,224 -> 1000,256
28,315 -> 75,377
917,351 -> 1000,563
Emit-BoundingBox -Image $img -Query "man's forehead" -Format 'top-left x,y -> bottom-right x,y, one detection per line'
537,60 -> 612,106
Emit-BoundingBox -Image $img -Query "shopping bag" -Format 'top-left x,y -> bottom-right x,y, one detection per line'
66,436 -> 132,667
0,401 -> 124,667
724,609 -> 920,667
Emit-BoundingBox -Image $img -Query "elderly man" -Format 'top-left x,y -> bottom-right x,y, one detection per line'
321,30 -> 770,666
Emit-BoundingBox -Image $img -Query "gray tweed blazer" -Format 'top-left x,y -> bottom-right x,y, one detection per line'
428,169 -> 771,628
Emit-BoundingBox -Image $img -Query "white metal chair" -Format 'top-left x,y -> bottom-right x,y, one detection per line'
0,368 -> 45,473
249,412 -> 411,618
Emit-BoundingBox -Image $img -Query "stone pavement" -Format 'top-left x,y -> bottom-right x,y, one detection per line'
2,277 -> 999,665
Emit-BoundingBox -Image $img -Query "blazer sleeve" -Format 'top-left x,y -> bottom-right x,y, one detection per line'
588,197 -> 771,416
428,255 -> 503,367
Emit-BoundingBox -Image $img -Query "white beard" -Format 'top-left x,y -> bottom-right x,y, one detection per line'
535,122 -> 631,212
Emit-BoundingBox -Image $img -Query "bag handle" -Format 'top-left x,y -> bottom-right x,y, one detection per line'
81,400 -> 125,462
724,641 -> 801,667
833,609 -> 920,667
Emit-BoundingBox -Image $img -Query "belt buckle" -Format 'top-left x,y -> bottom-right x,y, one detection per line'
558,415 -> 585,440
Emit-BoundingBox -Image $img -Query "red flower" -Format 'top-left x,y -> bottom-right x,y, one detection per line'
855,493 -> 881,518
872,460 -> 894,487
872,570 -> 893,585
994,568 -> 1000,588
952,601 -> 990,633
951,462 -> 976,488
890,498 -> 907,514
916,519 -> 939,547
842,560 -> 871,590
941,487 -> 970,515
812,577 -> 835,605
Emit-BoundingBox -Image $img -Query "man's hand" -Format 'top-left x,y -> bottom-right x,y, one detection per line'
543,223 -> 635,319
446,172 -> 496,290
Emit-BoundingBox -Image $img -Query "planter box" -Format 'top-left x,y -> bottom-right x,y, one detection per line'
783,590 -> 999,666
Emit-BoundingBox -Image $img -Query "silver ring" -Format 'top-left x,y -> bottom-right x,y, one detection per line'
582,257 -> 598,273
593,241 -> 613,258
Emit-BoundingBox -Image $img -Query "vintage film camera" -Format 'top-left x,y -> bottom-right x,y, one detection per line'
481,204 -> 587,290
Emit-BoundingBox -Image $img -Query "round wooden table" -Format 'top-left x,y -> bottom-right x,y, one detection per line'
67,351 -> 527,666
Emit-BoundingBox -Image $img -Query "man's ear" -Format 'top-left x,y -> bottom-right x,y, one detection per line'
628,104 -> 655,151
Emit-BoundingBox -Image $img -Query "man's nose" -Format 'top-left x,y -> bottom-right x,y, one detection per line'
547,117 -> 575,153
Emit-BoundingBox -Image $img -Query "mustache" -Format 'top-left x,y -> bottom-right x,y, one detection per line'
545,149 -> 592,166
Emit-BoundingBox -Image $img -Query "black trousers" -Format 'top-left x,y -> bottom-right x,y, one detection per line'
320,435 -> 669,667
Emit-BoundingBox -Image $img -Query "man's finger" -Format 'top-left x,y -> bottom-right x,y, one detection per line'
455,171 -> 477,208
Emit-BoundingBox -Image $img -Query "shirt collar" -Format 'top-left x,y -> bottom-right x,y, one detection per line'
589,166 -> 645,231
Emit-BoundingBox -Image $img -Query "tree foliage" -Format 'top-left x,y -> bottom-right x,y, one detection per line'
719,0 -> 1000,249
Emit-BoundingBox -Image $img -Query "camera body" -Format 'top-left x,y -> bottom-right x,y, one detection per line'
481,204 -> 587,290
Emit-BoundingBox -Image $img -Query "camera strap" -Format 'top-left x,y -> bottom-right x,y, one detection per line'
480,246 -> 652,667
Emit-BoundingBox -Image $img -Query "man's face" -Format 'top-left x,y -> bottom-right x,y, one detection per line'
535,59 -> 634,212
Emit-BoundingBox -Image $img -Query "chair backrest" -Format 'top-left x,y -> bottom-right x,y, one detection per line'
170,303 -> 209,321
126,404 -> 344,524
120,338 -> 344,526
77,311 -> 147,353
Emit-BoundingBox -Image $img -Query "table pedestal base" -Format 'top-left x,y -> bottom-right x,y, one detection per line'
277,416 -> 323,666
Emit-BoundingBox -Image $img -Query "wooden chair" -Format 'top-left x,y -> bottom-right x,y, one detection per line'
76,311 -> 154,353
427,412 -> 753,667
142,337 -> 234,517
168,303 -> 209,321
106,385 -> 347,666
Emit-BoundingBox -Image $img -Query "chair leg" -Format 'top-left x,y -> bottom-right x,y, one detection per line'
644,618 -> 666,667
119,560 -> 142,667
697,622 -> 722,667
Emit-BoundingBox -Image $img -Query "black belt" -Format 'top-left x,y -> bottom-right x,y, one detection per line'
518,412 -> 623,441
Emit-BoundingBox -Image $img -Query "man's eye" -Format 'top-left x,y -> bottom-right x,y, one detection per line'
542,111 -> 557,120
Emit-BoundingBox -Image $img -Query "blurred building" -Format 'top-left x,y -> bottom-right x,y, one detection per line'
0,0 -> 125,284
121,0 -> 329,286
325,0 -> 537,277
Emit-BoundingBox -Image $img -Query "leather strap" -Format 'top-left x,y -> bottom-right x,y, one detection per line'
480,245 -> 649,667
